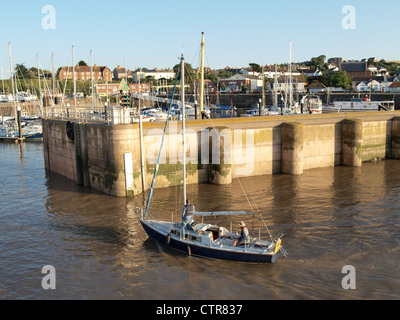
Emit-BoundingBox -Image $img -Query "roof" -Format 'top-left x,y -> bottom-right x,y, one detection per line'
276,75 -> 306,83
114,67 -> 126,73
340,61 -> 367,72
60,65 -> 110,72
307,82 -> 327,89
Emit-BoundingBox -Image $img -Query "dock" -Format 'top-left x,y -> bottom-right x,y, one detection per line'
0,136 -> 25,143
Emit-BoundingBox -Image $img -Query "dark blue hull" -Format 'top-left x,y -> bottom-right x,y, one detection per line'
140,220 -> 279,263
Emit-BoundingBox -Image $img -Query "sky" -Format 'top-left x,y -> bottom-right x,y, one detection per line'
0,0 -> 399,76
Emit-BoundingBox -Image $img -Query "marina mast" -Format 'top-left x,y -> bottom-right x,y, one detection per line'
181,53 -> 186,204
200,32 -> 205,117
8,43 -> 17,129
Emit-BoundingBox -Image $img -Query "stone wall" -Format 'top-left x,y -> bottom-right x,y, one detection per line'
43,120 -> 78,182
43,110 -> 400,197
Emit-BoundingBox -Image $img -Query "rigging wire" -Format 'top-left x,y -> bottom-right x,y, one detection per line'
205,108 -> 275,241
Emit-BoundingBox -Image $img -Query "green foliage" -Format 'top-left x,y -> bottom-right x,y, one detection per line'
324,71 -> 353,90
173,62 -> 197,84
249,63 -> 262,73
205,71 -> 218,82
15,64 -> 30,79
217,70 -> 232,78
369,59 -> 400,74
300,55 -> 327,68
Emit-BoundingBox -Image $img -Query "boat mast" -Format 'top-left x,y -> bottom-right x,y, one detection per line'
90,49 -> 94,109
36,54 -> 43,117
139,73 -> 146,197
8,42 -> 17,129
72,45 -> 76,109
274,64 -> 279,107
289,41 -> 293,108
200,32 -> 205,118
181,53 -> 186,205
52,52 -> 56,109
261,65 -> 265,116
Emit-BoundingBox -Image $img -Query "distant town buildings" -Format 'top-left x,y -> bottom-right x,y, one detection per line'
58,65 -> 112,82
132,68 -> 175,82
95,82 -> 151,96
219,74 -> 263,93
112,65 -> 132,81
52,54 -> 400,96
339,61 -> 372,81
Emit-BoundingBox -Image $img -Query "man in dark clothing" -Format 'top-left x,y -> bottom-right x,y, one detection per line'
182,199 -> 195,230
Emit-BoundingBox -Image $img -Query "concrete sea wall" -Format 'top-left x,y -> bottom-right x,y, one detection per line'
43,111 -> 400,197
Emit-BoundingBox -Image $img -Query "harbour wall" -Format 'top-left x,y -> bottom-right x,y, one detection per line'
42,111 -> 400,197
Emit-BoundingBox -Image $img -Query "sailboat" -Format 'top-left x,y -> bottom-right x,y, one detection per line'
139,54 -> 286,263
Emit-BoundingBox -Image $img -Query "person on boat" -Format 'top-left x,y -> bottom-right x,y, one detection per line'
233,221 -> 250,246
182,199 -> 195,231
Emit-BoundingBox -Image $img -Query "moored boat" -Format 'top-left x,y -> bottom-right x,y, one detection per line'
323,97 -> 394,113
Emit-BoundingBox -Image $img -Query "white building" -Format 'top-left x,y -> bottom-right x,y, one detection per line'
354,79 -> 393,92
272,76 -> 306,93
132,68 -> 175,82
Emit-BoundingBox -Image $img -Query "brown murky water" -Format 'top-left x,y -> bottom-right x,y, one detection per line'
0,143 -> 399,299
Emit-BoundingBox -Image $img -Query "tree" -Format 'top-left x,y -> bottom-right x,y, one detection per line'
78,60 -> 88,66
217,70 -> 232,78
205,71 -> 218,82
249,63 -> 262,74
173,62 -> 197,84
15,63 -> 30,79
302,55 -> 326,68
325,71 -> 353,90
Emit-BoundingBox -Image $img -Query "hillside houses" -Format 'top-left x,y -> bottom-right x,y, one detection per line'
51,54 -> 400,96
219,74 -> 263,92
132,68 -> 175,82
58,65 -> 112,82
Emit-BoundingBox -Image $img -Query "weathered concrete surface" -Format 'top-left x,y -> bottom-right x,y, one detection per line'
43,110 -> 400,197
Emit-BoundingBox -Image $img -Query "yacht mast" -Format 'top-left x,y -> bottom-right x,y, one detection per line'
289,41 -> 293,108
181,53 -> 186,205
52,52 -> 56,108
261,65 -> 265,116
8,42 -> 17,128
90,49 -> 94,109
72,45 -> 76,109
139,72 -> 146,196
200,32 -> 205,118
36,54 -> 43,117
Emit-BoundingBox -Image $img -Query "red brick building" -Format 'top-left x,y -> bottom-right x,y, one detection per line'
58,65 -> 112,82
96,83 -> 151,96
190,79 -> 217,94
